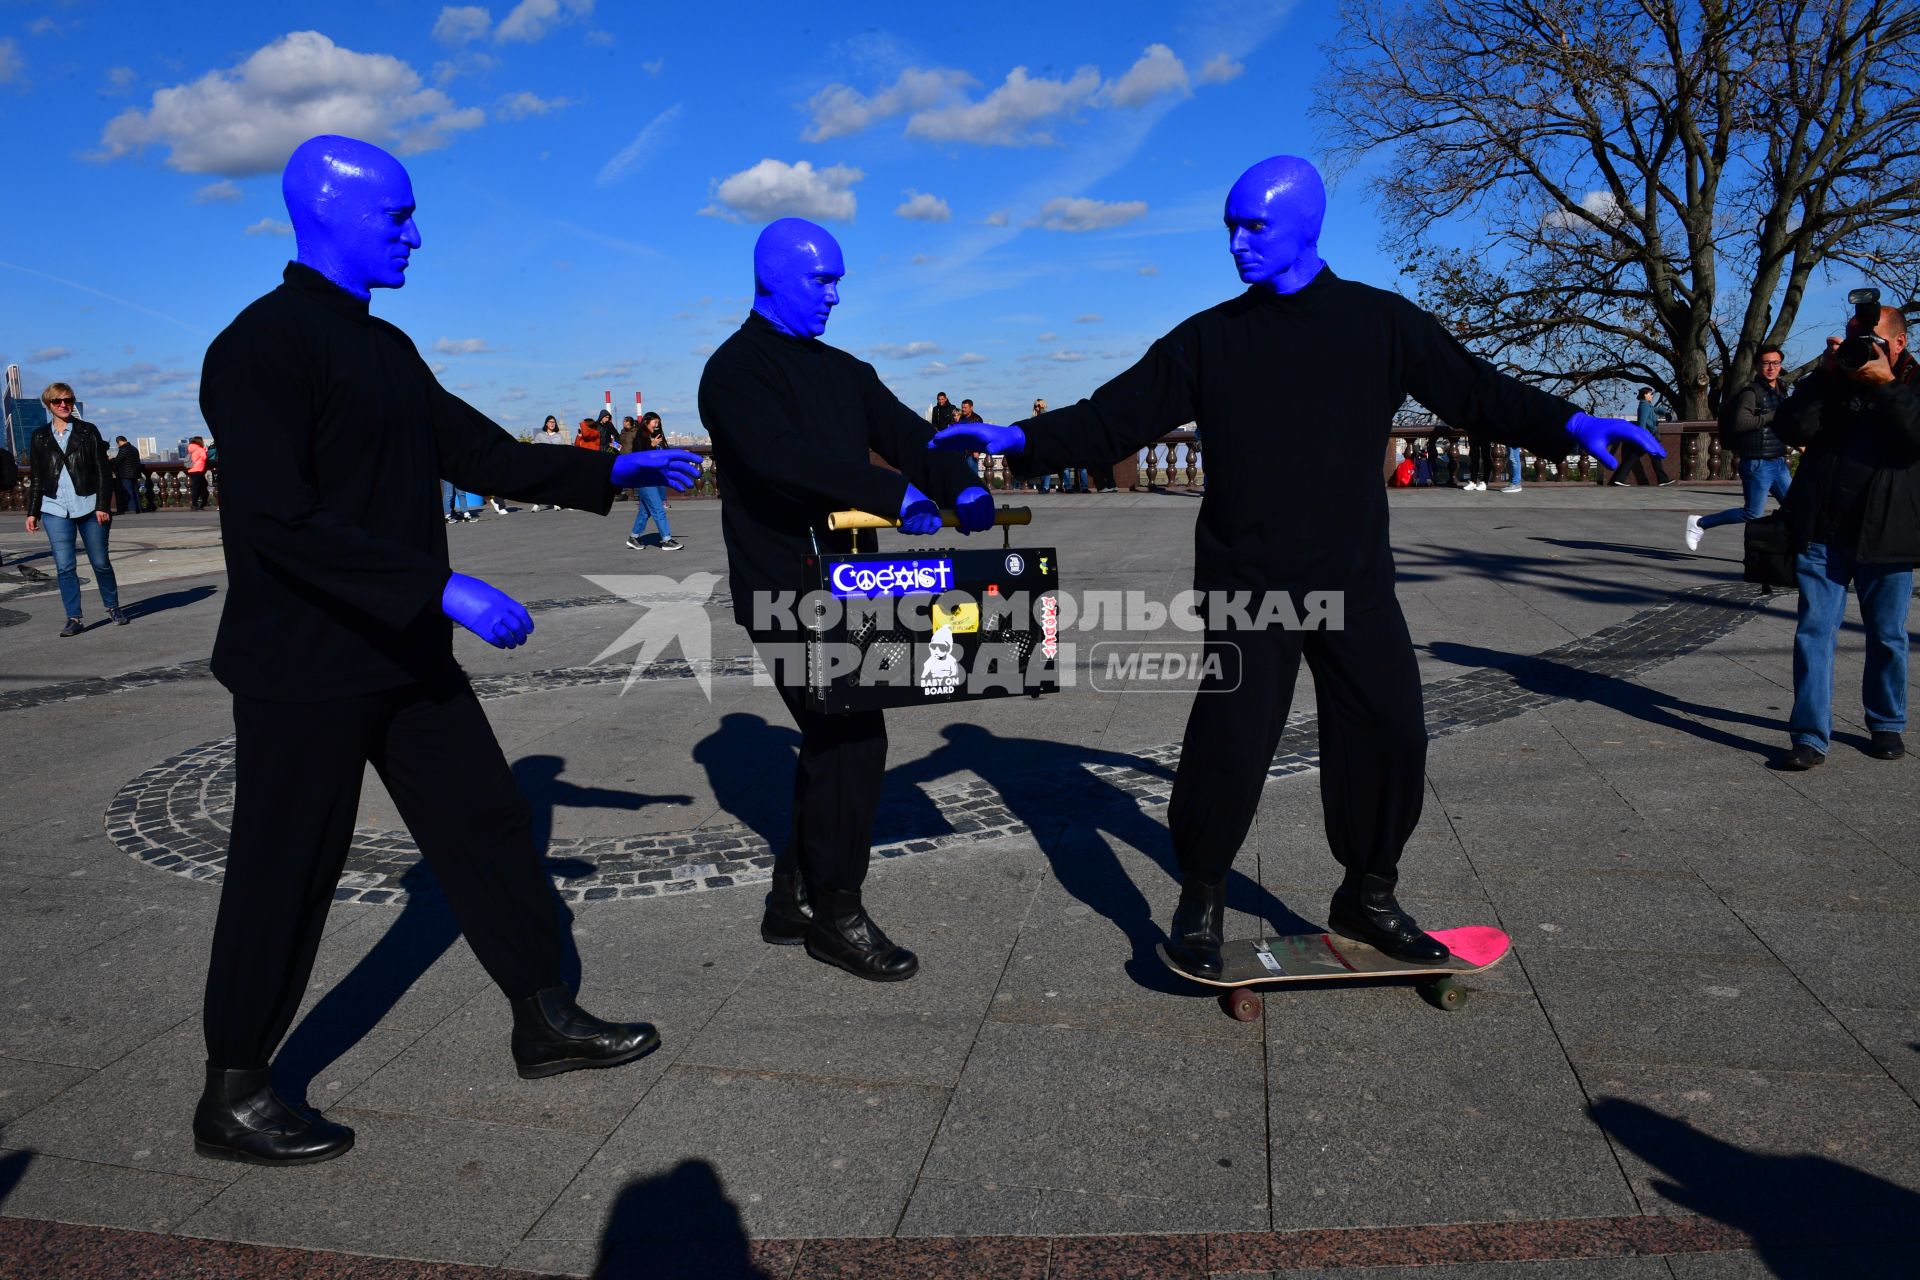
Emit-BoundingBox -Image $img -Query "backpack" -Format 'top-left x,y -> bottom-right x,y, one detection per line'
1717,381 -> 1749,450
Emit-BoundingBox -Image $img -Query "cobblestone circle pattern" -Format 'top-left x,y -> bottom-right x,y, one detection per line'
104,582 -> 1776,905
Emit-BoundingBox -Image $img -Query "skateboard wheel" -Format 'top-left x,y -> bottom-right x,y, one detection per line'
1222,990 -> 1262,1022
1421,977 -> 1467,1012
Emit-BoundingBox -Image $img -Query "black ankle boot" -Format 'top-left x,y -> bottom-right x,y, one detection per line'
510,986 -> 660,1080
804,890 -> 919,981
1328,874 -> 1449,964
761,869 -> 812,945
192,1065 -> 354,1167
1165,876 -> 1226,979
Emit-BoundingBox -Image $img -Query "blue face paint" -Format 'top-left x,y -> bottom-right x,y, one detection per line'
282,135 -> 423,300
1223,155 -> 1327,296
751,217 -> 845,338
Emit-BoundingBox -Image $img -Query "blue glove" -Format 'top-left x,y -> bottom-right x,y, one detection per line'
929,422 -> 1026,455
899,482 -> 943,535
1565,411 -> 1663,471
954,485 -> 995,534
612,449 -> 703,491
443,572 -> 535,649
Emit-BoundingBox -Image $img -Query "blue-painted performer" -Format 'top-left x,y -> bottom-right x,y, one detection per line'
932,156 -> 1662,979
193,135 -> 701,1166
699,218 -> 994,982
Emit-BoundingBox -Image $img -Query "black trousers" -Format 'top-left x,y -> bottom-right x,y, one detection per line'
1613,441 -> 1672,485
116,477 -> 140,514
203,680 -> 564,1069
1166,596 -> 1428,887
752,634 -> 888,896
189,472 -> 210,509
1467,439 -> 1494,484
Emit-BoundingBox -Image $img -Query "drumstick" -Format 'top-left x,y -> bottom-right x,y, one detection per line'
826,506 -> 1033,531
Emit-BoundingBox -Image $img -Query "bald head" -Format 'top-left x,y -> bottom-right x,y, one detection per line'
282,135 -> 421,299
1223,155 -> 1328,295
752,218 -> 845,338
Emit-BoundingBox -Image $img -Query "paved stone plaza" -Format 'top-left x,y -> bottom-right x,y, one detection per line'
2,486 -> 1917,1278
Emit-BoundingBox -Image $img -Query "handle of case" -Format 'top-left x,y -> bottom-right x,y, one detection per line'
826,506 -> 1033,531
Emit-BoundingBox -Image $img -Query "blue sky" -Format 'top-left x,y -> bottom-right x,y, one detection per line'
0,0 -> 1851,447
0,0 -> 1388,443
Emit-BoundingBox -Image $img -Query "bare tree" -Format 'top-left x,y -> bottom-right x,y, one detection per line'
1317,0 -> 1920,419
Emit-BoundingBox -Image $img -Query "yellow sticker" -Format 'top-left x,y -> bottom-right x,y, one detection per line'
931,601 -> 980,634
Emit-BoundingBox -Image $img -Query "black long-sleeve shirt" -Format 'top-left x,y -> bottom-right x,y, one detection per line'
1774,356 -> 1920,561
699,310 -> 979,627
200,263 -> 619,700
1008,269 -> 1580,600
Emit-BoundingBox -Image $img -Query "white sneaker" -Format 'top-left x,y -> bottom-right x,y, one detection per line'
625,535 -> 646,550
490,500 -> 510,514
1500,484 -> 1522,493
1684,515 -> 1704,551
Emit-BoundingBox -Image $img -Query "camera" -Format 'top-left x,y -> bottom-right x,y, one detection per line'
1837,287 -> 1891,370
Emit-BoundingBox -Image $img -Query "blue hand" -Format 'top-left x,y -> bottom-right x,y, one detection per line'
612,449 -> 703,491
929,422 -> 1025,454
954,485 -> 995,534
899,483 -> 943,535
442,572 -> 535,649
1566,411 -> 1663,471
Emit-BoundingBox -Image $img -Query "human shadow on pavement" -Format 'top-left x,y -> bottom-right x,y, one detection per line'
1426,640 -> 1779,758
0,1150 -> 31,1210
122,583 -> 216,620
1590,1098 -> 1920,1276
1528,536 -> 1697,563
915,722 -> 1319,993
592,1159 -> 770,1279
273,759 -> 689,1106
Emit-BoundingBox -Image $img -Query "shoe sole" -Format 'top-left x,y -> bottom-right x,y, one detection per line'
761,922 -> 809,945
803,938 -> 919,981
193,1135 -> 355,1167
1326,919 -> 1450,965
515,1034 -> 662,1080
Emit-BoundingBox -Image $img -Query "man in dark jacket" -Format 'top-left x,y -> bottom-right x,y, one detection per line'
112,435 -> 142,514
193,135 -> 699,1168
1771,305 -> 1920,769
932,155 -> 1659,979
1686,348 -> 1792,550
700,217 -> 991,983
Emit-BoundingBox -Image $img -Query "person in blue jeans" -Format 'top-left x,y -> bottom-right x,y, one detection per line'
1686,348 -> 1792,550
625,412 -> 682,550
21,382 -> 128,636
1771,305 -> 1920,769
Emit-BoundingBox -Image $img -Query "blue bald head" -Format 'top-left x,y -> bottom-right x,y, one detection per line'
751,218 -> 844,338
283,135 -> 422,300
1223,155 -> 1327,295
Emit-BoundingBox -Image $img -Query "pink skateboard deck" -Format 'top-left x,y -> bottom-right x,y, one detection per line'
1158,926 -> 1511,1019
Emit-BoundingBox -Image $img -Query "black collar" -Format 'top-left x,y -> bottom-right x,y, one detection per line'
1246,264 -> 1338,307
742,308 -> 820,345
282,262 -> 373,318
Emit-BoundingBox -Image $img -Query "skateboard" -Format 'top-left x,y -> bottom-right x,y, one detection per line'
1157,926 -> 1511,1021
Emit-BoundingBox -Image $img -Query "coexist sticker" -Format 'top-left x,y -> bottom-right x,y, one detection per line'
828,558 -> 957,598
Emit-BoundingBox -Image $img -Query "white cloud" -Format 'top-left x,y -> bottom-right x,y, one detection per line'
498,90 -> 569,119
1138,264 -> 1159,276
431,363 -> 450,375
434,337 -> 492,354
642,58 -> 664,76
919,361 -> 950,377
1035,196 -> 1147,231
803,67 -> 973,142
502,386 -> 529,401
870,341 -> 940,359
982,210 -> 1010,227
597,103 -> 681,186
27,17 -> 58,37
97,32 -> 485,177
1546,189 -> 1624,230
585,29 -> 615,48
194,180 -> 243,203
433,6 -> 492,46
1099,44 -> 1190,109
29,346 -> 71,362
1075,313 -> 1102,323
1049,350 -> 1089,362
895,190 -> 951,222
495,0 -> 593,44
1198,53 -> 1244,85
104,66 -> 139,95
906,65 -> 1100,146
954,352 -> 988,366
701,158 -> 861,223
0,38 -> 21,86
911,253 -> 933,264
244,217 -> 292,236
69,361 -> 196,398
1037,332 -> 1057,342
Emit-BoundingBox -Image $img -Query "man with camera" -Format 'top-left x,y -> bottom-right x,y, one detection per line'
1770,290 -> 1920,769
1685,347 -> 1793,551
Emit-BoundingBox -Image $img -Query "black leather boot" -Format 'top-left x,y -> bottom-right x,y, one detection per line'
1328,874 -> 1449,964
804,890 -> 919,981
1165,876 -> 1226,979
761,869 -> 812,945
510,986 -> 660,1080
192,1065 -> 355,1167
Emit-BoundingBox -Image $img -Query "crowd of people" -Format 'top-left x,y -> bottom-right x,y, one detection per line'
931,393 -> 1125,492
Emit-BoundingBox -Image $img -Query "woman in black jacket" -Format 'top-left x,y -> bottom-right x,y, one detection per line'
22,382 -> 127,635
